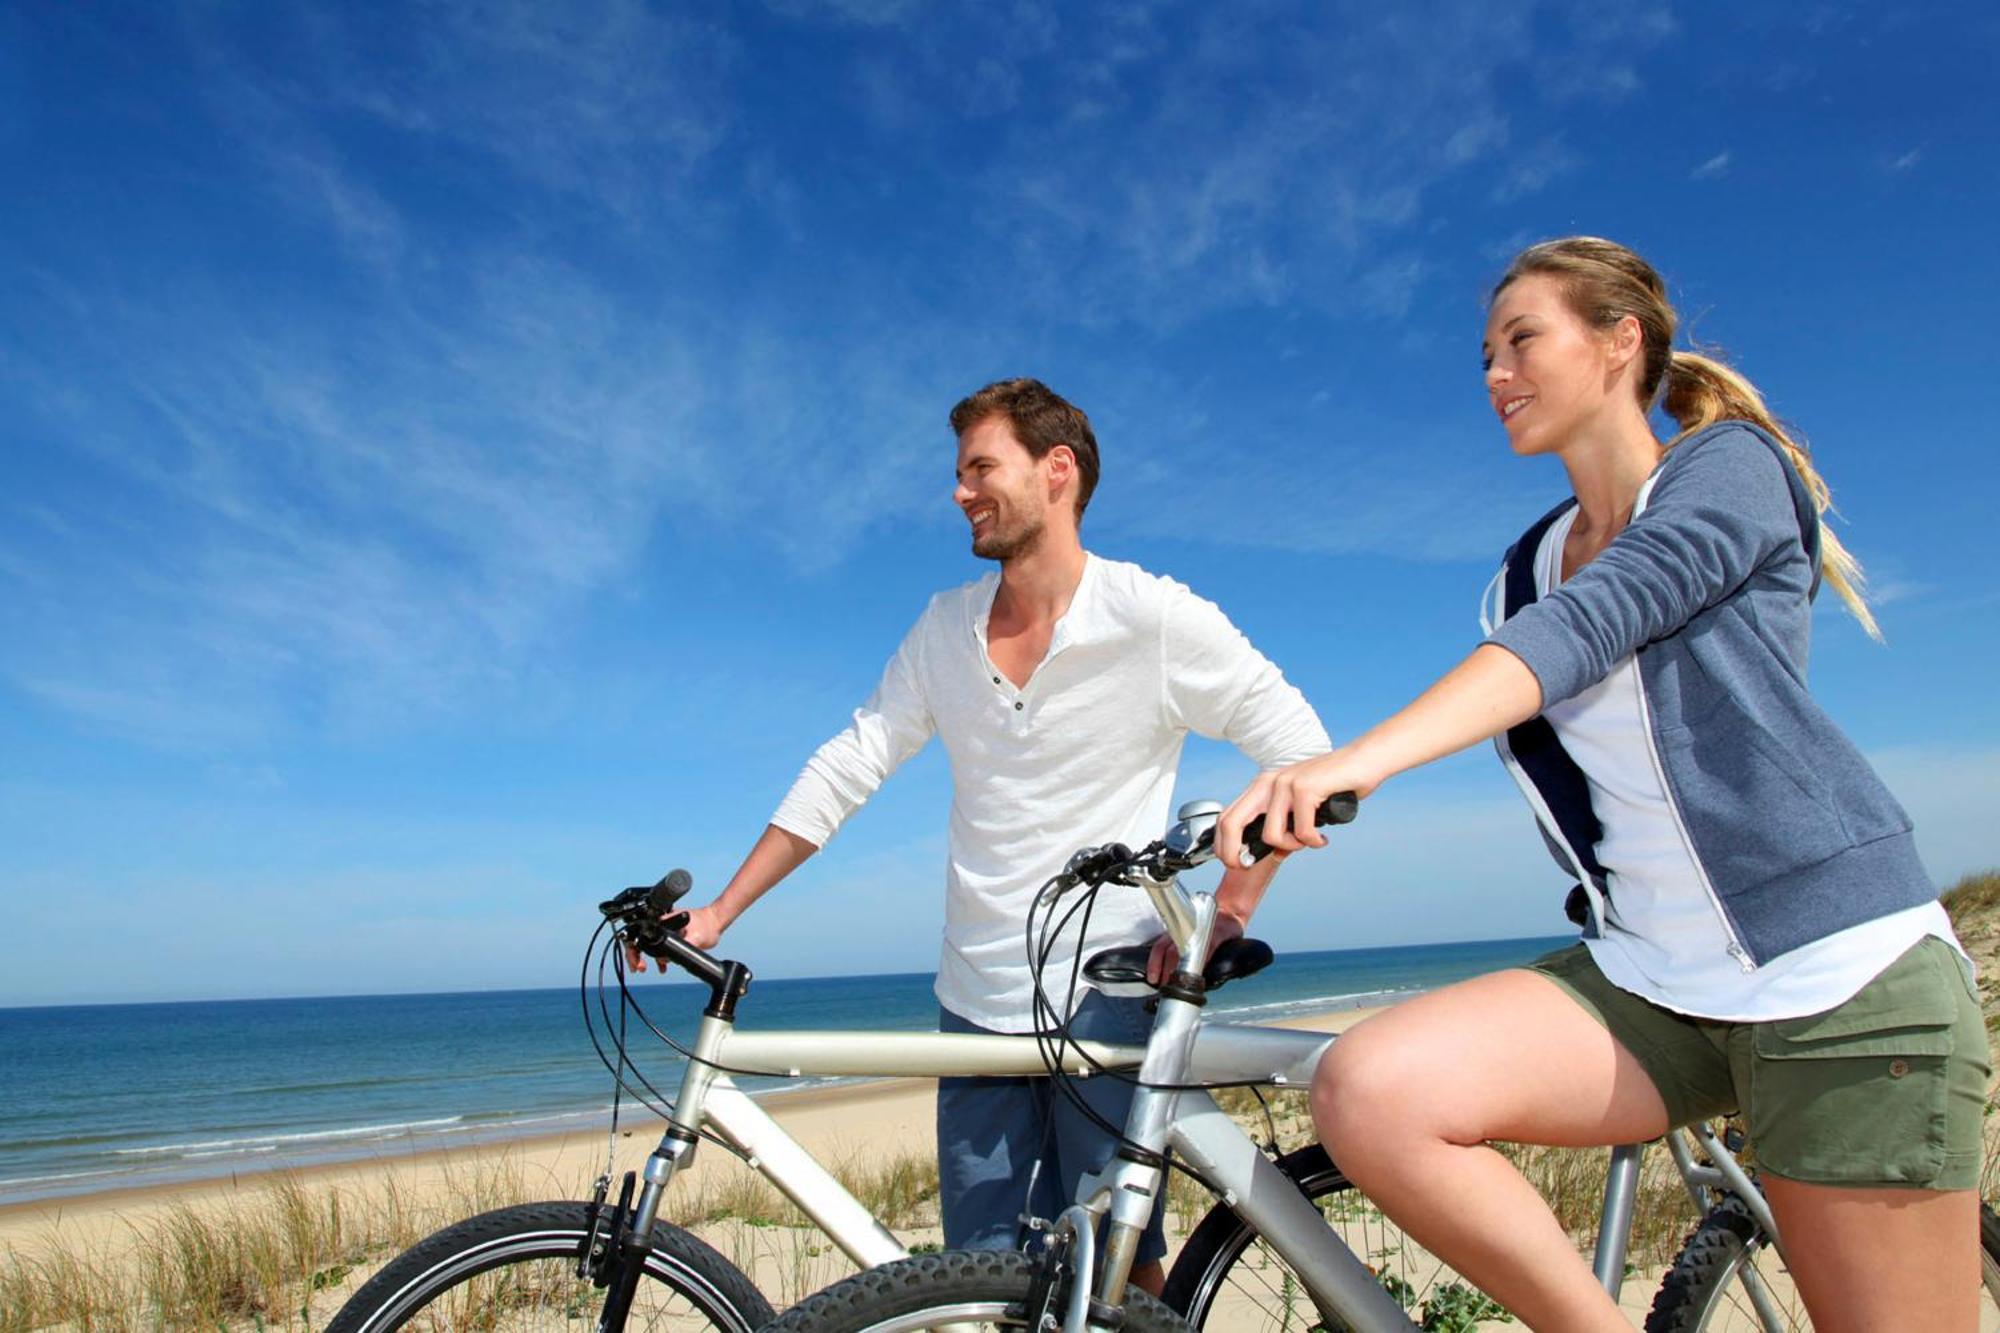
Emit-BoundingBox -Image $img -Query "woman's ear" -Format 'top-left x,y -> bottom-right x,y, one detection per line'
1607,314 -> 1644,372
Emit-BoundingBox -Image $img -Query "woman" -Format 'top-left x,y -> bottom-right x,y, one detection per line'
1218,237 -> 1987,1331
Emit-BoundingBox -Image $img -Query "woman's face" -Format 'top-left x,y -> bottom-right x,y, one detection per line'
1482,272 -> 1628,457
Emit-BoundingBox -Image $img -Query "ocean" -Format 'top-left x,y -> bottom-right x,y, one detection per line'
0,934 -> 1566,1206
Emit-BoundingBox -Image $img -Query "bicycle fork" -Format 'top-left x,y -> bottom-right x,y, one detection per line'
593,998 -> 734,1332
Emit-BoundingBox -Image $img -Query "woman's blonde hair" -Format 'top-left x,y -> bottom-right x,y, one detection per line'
1494,237 -> 1879,639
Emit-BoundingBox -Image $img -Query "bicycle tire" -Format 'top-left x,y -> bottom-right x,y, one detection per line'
1162,1143 -> 1507,1333
1643,1193 -> 2000,1331
760,1249 -> 1191,1333
325,1199 -> 774,1333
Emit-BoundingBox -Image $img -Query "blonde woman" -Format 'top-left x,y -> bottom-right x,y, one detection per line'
1219,237 -> 1986,1331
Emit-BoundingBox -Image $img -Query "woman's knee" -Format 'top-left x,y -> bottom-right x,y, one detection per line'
1311,1019 -> 1436,1156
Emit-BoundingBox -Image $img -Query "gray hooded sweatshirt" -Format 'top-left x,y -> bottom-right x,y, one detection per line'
1485,422 -> 1935,968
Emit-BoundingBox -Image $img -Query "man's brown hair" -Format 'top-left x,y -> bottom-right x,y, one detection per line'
948,377 -> 1100,519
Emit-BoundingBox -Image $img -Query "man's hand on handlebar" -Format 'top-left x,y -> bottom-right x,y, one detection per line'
1143,909 -> 1246,986
624,902 -> 728,973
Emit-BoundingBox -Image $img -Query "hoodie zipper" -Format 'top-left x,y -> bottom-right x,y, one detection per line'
1628,656 -> 1756,973
1619,475 -> 1756,974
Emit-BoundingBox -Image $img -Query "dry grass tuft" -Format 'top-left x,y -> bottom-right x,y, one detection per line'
0,1157 -> 546,1333
1942,868 -> 2000,928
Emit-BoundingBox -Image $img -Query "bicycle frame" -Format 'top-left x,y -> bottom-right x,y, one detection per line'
613,993 -> 1753,1333
615,1015 -> 1336,1271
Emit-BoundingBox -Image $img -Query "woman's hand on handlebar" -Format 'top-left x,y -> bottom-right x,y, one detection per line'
624,902 -> 728,973
1218,749 -> 1380,867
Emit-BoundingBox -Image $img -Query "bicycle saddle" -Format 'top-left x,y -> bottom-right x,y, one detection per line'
1081,937 -> 1275,998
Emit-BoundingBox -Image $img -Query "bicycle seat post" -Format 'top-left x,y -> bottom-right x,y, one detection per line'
1590,1142 -> 1645,1296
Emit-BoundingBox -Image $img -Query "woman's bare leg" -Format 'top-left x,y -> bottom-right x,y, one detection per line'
1764,1176 -> 1979,1332
1312,969 -> 1671,1332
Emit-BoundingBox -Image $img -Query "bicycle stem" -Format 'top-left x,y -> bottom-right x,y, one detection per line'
1134,865 -> 1211,970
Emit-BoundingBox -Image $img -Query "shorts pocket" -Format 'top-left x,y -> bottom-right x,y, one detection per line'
1746,944 -> 1957,1186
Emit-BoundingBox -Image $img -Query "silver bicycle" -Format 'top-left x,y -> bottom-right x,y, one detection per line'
761,798 -> 2000,1333
326,842 -> 1348,1332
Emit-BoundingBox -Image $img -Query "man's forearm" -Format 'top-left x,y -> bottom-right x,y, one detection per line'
1214,852 -> 1284,928
708,824 -> 819,929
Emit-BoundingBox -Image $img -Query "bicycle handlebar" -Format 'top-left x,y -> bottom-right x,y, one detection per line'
1236,791 -> 1359,865
1054,791 -> 1359,971
600,871 -> 732,989
596,792 -> 1358,1000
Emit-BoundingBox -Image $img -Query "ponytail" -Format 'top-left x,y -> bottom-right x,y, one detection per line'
1662,351 -> 1881,641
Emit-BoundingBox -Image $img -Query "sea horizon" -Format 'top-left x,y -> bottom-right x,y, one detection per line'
2,926 -> 1547,1012
0,932 -> 1568,1207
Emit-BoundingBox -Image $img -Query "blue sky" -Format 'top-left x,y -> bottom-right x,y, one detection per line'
3,1 -> 1996,1005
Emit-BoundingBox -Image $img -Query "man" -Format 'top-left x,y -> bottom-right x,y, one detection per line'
634,378 -> 1329,1287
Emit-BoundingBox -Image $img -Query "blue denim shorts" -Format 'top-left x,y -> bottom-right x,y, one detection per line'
935,990 -> 1168,1263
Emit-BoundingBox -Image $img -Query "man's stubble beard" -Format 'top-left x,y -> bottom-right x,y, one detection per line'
972,513 -> 1046,563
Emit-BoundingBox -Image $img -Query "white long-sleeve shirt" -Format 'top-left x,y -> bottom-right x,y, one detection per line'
770,553 -> 1331,1031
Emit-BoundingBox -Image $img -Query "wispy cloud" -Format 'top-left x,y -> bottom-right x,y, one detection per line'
1691,150 -> 1732,180
0,0 -> 1679,750
915,3 -> 1670,330
1491,139 -> 1581,204
1887,148 -> 1923,172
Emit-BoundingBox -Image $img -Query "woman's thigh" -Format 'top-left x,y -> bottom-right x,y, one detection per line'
1315,967 -> 1678,1149
1763,1176 -> 1981,1332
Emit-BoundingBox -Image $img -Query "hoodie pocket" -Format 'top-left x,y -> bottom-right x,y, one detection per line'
1654,692 -> 1850,896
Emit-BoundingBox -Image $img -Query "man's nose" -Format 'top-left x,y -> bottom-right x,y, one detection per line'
953,480 -> 976,506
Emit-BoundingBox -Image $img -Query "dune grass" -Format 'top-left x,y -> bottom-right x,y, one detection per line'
0,1159 -> 531,1333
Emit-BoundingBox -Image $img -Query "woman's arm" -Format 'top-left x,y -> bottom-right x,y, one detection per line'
1216,643 -> 1543,865
1491,425 -> 1807,707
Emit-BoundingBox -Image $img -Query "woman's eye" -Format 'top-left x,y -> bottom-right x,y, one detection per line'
1511,330 -> 1533,347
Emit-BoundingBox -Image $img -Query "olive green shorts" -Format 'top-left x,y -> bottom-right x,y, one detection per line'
1525,936 -> 1990,1190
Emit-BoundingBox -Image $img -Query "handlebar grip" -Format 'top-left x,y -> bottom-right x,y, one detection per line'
648,869 -> 693,914
1239,792 -> 1359,864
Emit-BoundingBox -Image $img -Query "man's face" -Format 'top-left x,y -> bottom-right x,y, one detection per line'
953,416 -> 1050,562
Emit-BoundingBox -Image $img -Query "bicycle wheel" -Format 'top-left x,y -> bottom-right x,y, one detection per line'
326,1200 -> 774,1333
761,1249 -> 1191,1333
1162,1144 -> 1509,1333
1644,1194 -> 2000,1331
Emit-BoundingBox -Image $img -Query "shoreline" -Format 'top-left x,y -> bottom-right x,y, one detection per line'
0,1006 -> 1377,1250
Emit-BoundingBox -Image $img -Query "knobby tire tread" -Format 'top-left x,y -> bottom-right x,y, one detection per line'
762,1249 -> 1190,1333
325,1199 -> 773,1333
